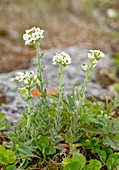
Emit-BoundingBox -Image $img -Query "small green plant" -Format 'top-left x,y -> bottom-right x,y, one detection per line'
1,26 -> 119,169
36,136 -> 56,157
63,152 -> 86,170
0,145 -> 16,170
63,152 -> 102,170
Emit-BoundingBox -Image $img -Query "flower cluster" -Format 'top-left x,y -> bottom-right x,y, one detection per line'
88,50 -> 105,61
52,52 -> 71,66
107,8 -> 117,18
12,71 -> 39,85
23,27 -> 44,45
81,50 -> 105,72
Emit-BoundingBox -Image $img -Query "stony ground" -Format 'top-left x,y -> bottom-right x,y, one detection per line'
0,0 -> 119,121
0,46 -> 116,121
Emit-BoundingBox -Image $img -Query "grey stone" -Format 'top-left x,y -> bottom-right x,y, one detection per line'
0,46 -> 115,120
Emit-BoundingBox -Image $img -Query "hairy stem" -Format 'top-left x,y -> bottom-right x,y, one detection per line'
77,68 -> 90,112
59,64 -> 63,105
36,44 -> 43,93
26,88 -> 32,129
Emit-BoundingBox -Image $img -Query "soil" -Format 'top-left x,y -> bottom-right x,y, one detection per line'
0,0 -> 119,73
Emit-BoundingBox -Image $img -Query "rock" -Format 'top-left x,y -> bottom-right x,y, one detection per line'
0,86 -> 7,106
0,46 -> 115,120
94,68 -> 118,88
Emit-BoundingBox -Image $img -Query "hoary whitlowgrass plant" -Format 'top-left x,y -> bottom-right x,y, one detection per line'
2,26 -> 119,170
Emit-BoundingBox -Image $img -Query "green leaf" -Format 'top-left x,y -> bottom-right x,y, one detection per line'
16,143 -> 33,156
49,106 -> 56,117
0,147 -> 15,165
45,146 -> 56,155
0,154 -> 7,165
63,161 -> 80,170
84,159 -> 102,170
63,153 -> 86,170
86,126 -> 104,134
104,120 -> 119,134
103,147 -> 113,155
66,95 -> 75,112
114,53 -> 119,65
0,113 -> 5,123
114,83 -> 119,92
37,136 -> 50,151
6,165 -> 16,170
106,153 -> 119,170
83,114 -> 103,125
97,149 -> 107,164
19,158 -> 28,169
4,150 -> 16,164
72,152 -> 86,170
0,145 -> 6,154
0,122 -> 10,131
103,135 -> 119,150
63,157 -> 72,165
48,94 -> 59,101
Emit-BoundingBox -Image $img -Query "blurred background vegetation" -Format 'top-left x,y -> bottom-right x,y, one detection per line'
0,0 -> 119,73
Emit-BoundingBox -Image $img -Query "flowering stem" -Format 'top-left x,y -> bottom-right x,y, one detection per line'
77,68 -> 90,112
26,88 -> 32,129
59,64 -> 63,106
36,44 -> 43,93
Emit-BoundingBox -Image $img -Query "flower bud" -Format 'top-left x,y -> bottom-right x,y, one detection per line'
18,87 -> 26,95
81,64 -> 88,72
36,79 -> 40,85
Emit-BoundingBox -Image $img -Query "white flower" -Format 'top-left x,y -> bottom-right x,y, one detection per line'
34,75 -> 37,81
13,71 -> 38,85
88,50 -> 105,61
12,72 -> 24,82
23,26 -> 44,45
52,52 -> 71,66
98,50 -> 105,58
17,72 -> 24,76
81,64 -> 88,72
25,40 -> 31,45
87,50 -> 105,70
107,9 -> 117,18
24,79 -> 29,84
30,71 -> 34,74
88,53 -> 95,61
